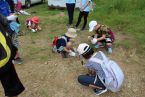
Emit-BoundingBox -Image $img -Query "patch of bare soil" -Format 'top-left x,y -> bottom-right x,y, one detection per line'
0,27 -> 145,97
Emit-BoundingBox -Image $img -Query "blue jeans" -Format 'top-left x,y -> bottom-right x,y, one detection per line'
66,3 -> 75,25
78,75 -> 106,89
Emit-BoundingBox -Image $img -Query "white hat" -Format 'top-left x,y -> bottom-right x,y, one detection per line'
89,20 -> 97,32
77,43 -> 90,55
65,28 -> 77,38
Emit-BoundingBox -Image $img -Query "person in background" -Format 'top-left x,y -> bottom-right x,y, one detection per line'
0,13 -> 24,97
26,16 -> 42,33
13,0 -> 22,12
5,0 -> 15,13
52,28 -> 77,58
7,14 -> 23,64
66,0 -> 76,27
75,0 -> 92,31
88,20 -> 115,53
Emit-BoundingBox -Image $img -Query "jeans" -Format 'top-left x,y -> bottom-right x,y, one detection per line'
75,11 -> 89,30
78,75 -> 106,89
66,3 -> 75,25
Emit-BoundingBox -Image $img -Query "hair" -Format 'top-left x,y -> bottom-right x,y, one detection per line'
82,48 -> 94,59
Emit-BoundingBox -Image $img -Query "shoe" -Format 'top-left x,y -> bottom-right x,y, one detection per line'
13,57 -> 23,65
95,44 -> 100,48
94,88 -> 107,95
108,47 -> 113,53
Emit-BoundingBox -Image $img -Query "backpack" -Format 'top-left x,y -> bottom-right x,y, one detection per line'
90,51 -> 124,92
52,36 -> 59,46
108,28 -> 115,42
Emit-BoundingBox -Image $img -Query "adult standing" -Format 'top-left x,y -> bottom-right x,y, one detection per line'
75,0 -> 92,31
0,13 -> 25,97
66,0 -> 76,27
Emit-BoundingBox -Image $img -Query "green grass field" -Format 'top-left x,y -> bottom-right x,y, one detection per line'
0,0 -> 145,97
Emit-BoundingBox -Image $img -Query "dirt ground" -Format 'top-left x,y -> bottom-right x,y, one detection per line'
0,5 -> 145,97
1,28 -> 145,97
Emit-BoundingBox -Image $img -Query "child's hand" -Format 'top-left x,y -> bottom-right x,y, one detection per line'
31,29 -> 36,33
38,26 -> 41,30
91,38 -> 97,44
88,36 -> 92,39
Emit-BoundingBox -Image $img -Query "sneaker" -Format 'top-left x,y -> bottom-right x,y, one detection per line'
94,88 -> 107,95
13,57 -> 23,65
95,44 -> 100,48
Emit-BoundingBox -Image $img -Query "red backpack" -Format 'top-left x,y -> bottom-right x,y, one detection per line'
52,36 -> 67,46
52,36 -> 59,46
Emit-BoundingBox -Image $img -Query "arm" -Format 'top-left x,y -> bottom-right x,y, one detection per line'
63,47 -> 71,53
88,69 -> 96,76
89,84 -> 102,89
97,34 -> 106,41
81,0 -> 91,11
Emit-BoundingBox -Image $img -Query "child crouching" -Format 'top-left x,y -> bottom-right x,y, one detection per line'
52,28 -> 77,58
26,16 -> 41,32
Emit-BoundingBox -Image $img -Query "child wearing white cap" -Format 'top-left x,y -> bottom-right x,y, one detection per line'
88,20 -> 115,53
77,43 -> 124,95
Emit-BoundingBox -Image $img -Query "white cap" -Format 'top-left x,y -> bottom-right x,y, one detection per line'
89,20 -> 97,32
91,38 -> 97,44
77,43 -> 90,55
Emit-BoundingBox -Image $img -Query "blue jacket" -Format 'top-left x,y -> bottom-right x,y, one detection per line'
0,0 -> 11,16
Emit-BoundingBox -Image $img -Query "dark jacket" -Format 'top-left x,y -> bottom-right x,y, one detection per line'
0,0 -> 11,16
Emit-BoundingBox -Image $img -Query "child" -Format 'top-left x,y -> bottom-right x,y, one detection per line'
26,16 -> 41,32
75,0 -> 92,31
77,43 -> 124,95
52,28 -> 77,58
7,14 -> 23,64
88,20 -> 115,53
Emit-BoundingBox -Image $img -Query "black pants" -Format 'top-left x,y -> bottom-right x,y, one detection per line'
5,0 -> 14,13
78,75 -> 106,89
66,3 -> 75,25
76,11 -> 89,30
0,63 -> 24,97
